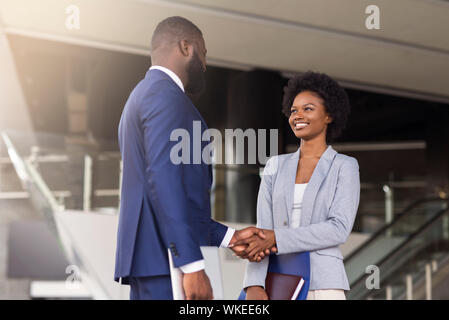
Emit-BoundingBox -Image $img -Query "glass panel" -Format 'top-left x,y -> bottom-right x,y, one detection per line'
345,198 -> 447,288
2,130 -> 120,213
348,202 -> 449,300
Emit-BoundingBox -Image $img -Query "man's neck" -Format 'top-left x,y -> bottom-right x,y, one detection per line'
151,61 -> 187,89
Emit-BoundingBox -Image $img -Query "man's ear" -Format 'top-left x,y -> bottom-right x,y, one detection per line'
178,39 -> 191,57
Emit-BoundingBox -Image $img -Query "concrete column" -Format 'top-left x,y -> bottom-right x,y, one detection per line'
224,70 -> 283,223
426,106 -> 449,199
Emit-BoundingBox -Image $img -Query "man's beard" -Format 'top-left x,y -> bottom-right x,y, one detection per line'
185,51 -> 205,96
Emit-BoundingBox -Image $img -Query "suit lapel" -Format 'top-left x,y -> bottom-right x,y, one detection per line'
282,145 -> 338,227
300,145 -> 337,226
283,148 -> 300,226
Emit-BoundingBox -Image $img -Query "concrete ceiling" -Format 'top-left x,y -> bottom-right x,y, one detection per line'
1,0 -> 449,102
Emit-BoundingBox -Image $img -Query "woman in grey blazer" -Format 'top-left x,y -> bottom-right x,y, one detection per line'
236,71 -> 360,300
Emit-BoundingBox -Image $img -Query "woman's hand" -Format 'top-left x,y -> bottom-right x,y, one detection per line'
230,227 -> 273,262
232,229 -> 277,261
246,286 -> 269,300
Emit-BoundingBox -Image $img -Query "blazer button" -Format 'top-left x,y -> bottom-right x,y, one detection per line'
283,221 -> 288,226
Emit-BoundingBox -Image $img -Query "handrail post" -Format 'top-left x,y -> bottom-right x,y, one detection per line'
386,285 -> 392,300
405,274 -> 413,300
383,184 -> 394,236
83,154 -> 92,212
443,215 -> 449,240
425,263 -> 432,300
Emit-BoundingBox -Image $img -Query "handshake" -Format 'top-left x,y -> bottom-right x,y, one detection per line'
228,227 -> 278,262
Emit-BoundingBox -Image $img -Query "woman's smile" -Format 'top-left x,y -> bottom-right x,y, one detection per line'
294,122 -> 310,130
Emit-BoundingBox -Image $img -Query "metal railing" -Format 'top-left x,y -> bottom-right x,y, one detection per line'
347,199 -> 449,299
345,197 -> 446,262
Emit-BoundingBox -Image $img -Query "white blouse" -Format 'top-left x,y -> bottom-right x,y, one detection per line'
290,183 -> 308,228
290,183 -> 347,300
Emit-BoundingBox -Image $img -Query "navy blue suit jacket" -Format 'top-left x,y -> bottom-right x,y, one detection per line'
114,69 -> 228,283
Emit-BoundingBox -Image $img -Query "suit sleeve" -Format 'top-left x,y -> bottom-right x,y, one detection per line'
274,158 -> 360,254
139,81 -> 203,267
209,219 -> 229,247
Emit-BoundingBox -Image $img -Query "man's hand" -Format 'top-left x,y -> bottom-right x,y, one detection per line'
251,246 -> 278,262
228,226 -> 265,255
232,229 -> 277,262
229,226 -> 266,247
182,270 -> 213,300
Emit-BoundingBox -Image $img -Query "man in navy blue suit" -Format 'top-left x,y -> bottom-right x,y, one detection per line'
114,16 -> 265,300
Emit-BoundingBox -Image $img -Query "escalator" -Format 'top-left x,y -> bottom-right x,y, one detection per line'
346,197 -> 449,299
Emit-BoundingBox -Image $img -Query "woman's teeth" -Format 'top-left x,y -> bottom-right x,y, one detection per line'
295,123 -> 309,129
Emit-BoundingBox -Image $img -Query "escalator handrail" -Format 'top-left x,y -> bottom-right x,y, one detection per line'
349,203 -> 449,296
345,196 -> 446,263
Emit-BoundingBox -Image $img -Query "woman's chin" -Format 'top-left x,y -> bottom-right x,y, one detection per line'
291,127 -> 313,140
293,131 -> 307,140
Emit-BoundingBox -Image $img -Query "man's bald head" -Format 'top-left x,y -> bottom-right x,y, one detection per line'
150,16 -> 207,95
151,16 -> 203,55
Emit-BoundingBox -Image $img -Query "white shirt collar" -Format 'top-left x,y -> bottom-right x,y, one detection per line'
149,66 -> 185,93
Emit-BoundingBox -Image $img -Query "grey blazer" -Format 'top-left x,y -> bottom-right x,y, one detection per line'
243,145 -> 360,291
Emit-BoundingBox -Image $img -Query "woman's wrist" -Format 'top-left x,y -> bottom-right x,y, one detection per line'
246,286 -> 268,300
265,229 -> 276,247
246,286 -> 264,292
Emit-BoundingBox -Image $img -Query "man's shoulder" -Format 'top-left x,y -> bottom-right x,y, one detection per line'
133,77 -> 192,114
137,76 -> 183,99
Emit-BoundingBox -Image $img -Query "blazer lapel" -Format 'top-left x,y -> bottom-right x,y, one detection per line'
300,145 -> 338,226
283,148 -> 300,226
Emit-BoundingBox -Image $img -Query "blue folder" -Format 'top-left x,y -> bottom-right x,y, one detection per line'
238,251 -> 310,300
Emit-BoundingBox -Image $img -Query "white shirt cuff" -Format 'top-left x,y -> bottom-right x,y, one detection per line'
220,227 -> 236,248
180,260 -> 205,273
180,227 -> 235,273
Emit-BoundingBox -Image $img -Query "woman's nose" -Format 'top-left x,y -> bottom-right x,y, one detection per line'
294,112 -> 303,120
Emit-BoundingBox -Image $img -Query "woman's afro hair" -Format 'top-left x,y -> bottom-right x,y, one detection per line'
282,71 -> 351,143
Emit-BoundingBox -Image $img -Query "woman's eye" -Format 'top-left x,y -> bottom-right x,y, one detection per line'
291,109 -> 296,113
